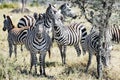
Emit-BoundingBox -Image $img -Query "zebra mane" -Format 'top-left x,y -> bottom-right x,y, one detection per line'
59,3 -> 66,10
7,16 -> 15,28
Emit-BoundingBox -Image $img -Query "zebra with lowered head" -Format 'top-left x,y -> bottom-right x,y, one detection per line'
24,16 -> 52,76
83,31 -> 112,76
48,5 -> 87,65
2,14 -> 29,57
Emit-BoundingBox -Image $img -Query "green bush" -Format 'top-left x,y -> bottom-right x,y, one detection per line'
30,0 -> 39,7
0,3 -> 19,9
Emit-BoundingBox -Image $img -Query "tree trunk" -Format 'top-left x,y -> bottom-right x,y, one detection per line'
21,0 -> 27,13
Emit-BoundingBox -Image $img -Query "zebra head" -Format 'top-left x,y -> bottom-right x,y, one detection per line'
46,4 -> 58,18
3,14 -> 14,31
34,20 -> 46,39
101,43 -> 111,67
59,3 -> 77,19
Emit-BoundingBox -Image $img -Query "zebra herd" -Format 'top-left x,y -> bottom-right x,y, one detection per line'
2,3 -> 120,77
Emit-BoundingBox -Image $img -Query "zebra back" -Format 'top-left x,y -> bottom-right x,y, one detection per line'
17,15 -> 36,28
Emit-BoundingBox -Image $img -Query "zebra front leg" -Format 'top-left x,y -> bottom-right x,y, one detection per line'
58,44 -> 66,65
14,45 -> 17,58
85,52 -> 93,73
9,43 -> 13,58
29,52 -> 37,75
74,45 -> 81,57
39,52 -> 47,77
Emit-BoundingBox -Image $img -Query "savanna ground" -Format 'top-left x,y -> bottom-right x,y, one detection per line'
0,4 -> 120,80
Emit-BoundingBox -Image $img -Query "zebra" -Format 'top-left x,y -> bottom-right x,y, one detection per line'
58,3 -> 77,20
48,5 -> 87,64
83,31 -> 112,73
17,14 -> 36,28
17,3 -> 77,32
110,24 -> 120,43
91,24 -> 120,43
24,17 -> 52,76
2,14 -> 29,58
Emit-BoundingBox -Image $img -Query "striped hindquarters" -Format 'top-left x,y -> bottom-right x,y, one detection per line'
17,15 -> 36,28
110,24 -> 120,43
84,31 -> 99,54
9,27 -> 28,45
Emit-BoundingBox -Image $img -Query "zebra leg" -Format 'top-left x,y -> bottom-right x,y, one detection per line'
21,44 -> 23,52
96,54 -> 102,79
29,53 -> 33,74
39,52 -> 47,77
14,45 -> 17,58
58,44 -> 66,65
74,45 -> 81,57
29,53 -> 37,75
85,52 -> 93,73
9,42 -> 13,58
62,46 -> 66,65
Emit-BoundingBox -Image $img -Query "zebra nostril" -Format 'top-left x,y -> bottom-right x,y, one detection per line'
36,33 -> 42,39
73,15 -> 77,19
2,28 -> 6,31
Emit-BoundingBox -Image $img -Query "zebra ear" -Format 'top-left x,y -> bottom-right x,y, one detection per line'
3,14 -> 6,19
49,4 -> 51,7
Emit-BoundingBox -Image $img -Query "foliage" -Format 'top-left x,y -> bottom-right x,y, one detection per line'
0,3 -> 19,9
29,0 -> 39,7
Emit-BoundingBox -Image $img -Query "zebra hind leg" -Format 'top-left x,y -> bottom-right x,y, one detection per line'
21,44 -> 23,52
85,52 -> 93,73
14,45 -> 17,58
74,45 -> 81,57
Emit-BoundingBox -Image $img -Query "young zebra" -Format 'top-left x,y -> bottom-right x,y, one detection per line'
2,14 -> 29,57
49,6 -> 87,65
83,31 -> 112,73
24,17 -> 52,76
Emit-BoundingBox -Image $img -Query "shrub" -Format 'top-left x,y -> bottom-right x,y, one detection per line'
0,3 -> 19,9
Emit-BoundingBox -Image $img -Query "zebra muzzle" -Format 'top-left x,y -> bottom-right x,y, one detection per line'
36,32 -> 42,39
2,28 -> 6,31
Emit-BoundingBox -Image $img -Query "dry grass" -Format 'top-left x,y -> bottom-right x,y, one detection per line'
0,5 -> 120,80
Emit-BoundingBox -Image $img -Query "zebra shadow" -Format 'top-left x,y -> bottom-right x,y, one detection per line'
59,62 -> 98,79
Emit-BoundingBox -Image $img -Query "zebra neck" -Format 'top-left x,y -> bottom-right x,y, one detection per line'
8,25 -> 14,32
44,14 -> 53,28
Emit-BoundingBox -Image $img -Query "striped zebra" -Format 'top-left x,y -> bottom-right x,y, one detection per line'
2,14 -> 29,57
17,3 -> 77,32
83,31 -> 112,73
49,6 -> 87,64
24,17 -> 52,76
110,24 -> 120,43
17,14 -> 36,28
58,3 -> 77,20
91,24 -> 120,43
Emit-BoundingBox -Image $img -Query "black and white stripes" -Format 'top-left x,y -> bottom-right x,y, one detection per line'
49,7 -> 87,64
24,17 -> 52,76
3,14 -> 29,57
